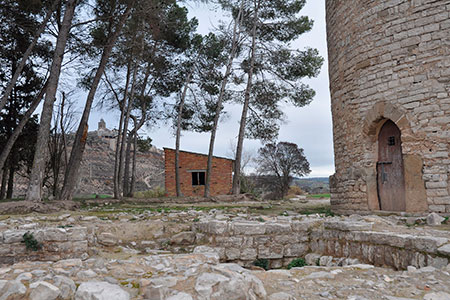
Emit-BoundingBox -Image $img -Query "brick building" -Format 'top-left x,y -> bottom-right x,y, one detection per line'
327,0 -> 450,213
164,148 -> 234,197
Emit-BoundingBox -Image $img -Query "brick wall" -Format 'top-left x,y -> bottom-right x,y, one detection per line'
164,148 -> 234,197
327,0 -> 450,213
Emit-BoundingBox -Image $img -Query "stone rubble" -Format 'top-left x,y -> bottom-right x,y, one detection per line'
427,213 -> 446,226
0,252 -> 448,299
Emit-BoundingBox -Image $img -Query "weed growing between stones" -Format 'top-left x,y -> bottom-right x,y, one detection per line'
22,232 -> 42,251
287,258 -> 307,269
253,259 -> 269,270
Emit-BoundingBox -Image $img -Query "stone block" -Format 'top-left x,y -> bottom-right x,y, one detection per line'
240,248 -> 257,261
41,228 -> 68,242
273,235 -> 293,244
53,258 -> 82,269
3,230 -> 27,244
232,222 -> 265,235
0,244 -> 12,256
426,213 -> 445,226
409,236 -> 448,254
225,247 -> 240,260
324,221 -> 373,231
97,232 -> 117,246
305,253 -> 321,266
437,244 -> 450,256
170,232 -> 196,245
283,243 -> 308,258
291,220 -> 322,232
265,223 -> 292,234
215,236 -> 242,248
29,281 -> 61,300
193,221 -> 228,235
319,256 -> 333,267
258,244 -> 283,259
367,232 -> 410,247
75,281 -> 130,300
426,255 -> 448,269
67,227 -> 87,241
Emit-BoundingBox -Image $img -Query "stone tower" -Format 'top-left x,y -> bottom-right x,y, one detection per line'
98,119 -> 106,131
326,0 -> 450,214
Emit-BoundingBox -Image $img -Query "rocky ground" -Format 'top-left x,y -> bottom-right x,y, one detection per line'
1,251 -> 450,299
0,198 -> 450,299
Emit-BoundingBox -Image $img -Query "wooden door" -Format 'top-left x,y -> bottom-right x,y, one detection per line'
377,120 -> 406,211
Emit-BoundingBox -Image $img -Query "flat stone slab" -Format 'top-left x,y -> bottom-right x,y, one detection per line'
324,221 -> 373,231
437,244 -> 450,256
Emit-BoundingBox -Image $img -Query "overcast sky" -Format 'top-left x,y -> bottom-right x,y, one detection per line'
87,0 -> 335,178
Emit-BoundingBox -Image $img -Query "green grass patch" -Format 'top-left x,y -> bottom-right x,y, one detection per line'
0,197 -> 27,203
73,194 -> 112,200
308,193 -> 330,198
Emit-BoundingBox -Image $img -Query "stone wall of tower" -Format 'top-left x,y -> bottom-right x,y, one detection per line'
326,0 -> 450,213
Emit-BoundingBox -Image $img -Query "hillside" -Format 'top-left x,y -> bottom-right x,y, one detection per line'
292,177 -> 330,194
12,131 -> 165,198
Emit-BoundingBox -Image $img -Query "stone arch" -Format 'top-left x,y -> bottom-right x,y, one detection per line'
361,101 -> 428,212
362,101 -> 413,139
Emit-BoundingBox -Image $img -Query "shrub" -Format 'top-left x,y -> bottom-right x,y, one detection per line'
253,259 -> 269,270
22,232 -> 42,251
288,185 -> 304,196
240,175 -> 260,198
134,186 -> 166,198
287,258 -> 306,269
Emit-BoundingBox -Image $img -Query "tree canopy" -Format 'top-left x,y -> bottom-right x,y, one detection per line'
255,141 -> 310,199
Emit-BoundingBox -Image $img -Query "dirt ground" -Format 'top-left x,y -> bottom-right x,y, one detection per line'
0,194 -> 331,216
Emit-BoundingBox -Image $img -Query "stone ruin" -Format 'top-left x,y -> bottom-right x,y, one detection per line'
1,209 -> 450,299
327,0 -> 450,214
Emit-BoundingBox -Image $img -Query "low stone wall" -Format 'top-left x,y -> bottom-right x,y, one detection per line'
193,219 -> 450,270
0,227 -> 88,264
193,219 -> 319,269
311,221 -> 449,270
1,218 -> 450,271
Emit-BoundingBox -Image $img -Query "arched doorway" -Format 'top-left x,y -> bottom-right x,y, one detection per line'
377,120 -> 406,211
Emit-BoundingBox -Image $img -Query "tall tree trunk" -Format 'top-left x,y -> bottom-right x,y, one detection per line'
232,0 -> 260,195
123,133 -> 132,196
127,114 -> 145,197
25,0 -> 77,202
60,92 -> 69,166
0,168 -> 8,200
129,131 -> 137,197
118,64 -> 138,199
0,80 -> 48,185
60,4 -> 133,201
113,63 -> 132,199
52,135 -> 61,198
0,0 -> 58,112
204,0 -> 244,197
175,71 -> 193,197
6,166 -> 15,199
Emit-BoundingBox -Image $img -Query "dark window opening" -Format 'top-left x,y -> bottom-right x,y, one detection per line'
192,172 -> 206,186
388,136 -> 395,146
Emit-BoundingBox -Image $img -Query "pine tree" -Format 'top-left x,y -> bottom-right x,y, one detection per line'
226,0 -> 324,194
